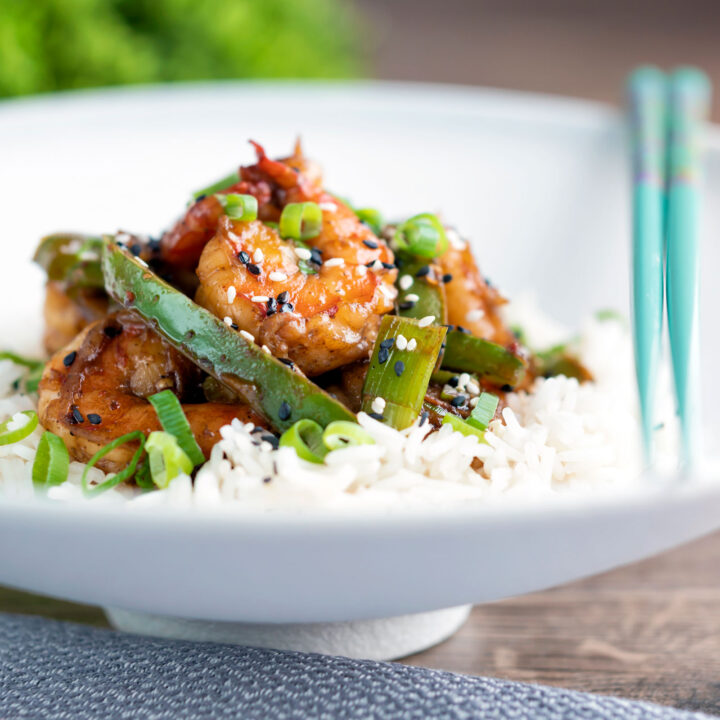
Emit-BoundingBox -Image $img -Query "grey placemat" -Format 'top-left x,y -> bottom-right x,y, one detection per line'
0,612 -> 715,720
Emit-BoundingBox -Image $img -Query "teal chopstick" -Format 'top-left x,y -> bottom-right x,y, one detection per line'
666,67 -> 711,465
628,67 -> 667,462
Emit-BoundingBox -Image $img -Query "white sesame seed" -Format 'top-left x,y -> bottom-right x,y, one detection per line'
469,396 -> 479,408
324,257 -> 345,268
261,344 -> 272,355
407,338 -> 417,351
223,316 -> 234,326
396,334 -> 408,350
466,380 -> 480,396
404,293 -> 420,303
371,259 -> 383,271
318,201 -> 337,212
268,271 -> 288,282
251,296 -> 269,303
355,265 -> 368,276
227,286 -> 237,303
466,308 -> 485,322
371,397 -> 386,414
295,247 -> 312,261
136,257 -> 149,268
240,330 -> 255,343
253,248 -> 264,263
459,373 -> 470,387
418,315 -> 435,327
399,275 -> 413,291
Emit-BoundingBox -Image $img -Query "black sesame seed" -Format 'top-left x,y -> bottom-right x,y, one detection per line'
378,347 -> 390,364
369,412 -> 384,421
129,243 -> 142,257
238,250 -> 250,264
277,291 -> 289,304
394,360 -> 405,377
231,323 -> 239,330
381,262 -> 395,270
195,194 -> 207,202
263,434 -> 280,450
87,413 -> 102,425
442,273 -> 453,283
63,351 -> 77,367
398,301 -> 415,311
251,426 -> 265,434
263,476 -> 272,483
415,265 -> 431,277
279,357 -> 295,368
448,376 -> 460,388
365,261 -> 375,268
379,338 -> 395,349
148,237 -> 161,252
456,325 -> 471,334
278,401 -> 292,421
71,406 -> 84,423
419,410 -> 429,426
266,297 -> 278,316
450,395 -> 466,407
485,276 -> 493,287
501,384 -> 514,392
362,239 -> 379,249
280,302 -> 294,313
247,263 -> 261,275
310,249 -> 323,265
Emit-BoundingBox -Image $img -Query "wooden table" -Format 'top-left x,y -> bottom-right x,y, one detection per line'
3,529 -> 720,715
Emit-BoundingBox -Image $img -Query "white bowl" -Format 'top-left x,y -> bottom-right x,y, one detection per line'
0,82 -> 718,658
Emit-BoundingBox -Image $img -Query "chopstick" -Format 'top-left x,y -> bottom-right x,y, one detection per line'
628,67 -> 667,463
666,68 -> 711,466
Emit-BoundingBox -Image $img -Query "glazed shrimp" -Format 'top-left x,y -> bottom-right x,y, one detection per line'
192,142 -> 398,376
38,310 -> 265,473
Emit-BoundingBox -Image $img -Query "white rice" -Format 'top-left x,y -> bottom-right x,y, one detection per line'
0,305 -> 677,512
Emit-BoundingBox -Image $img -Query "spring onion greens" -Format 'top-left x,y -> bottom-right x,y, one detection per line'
441,413 -> 486,442
0,352 -> 45,393
81,431 -> 146,497
102,238 -> 355,432
361,316 -> 447,430
279,202 -> 323,241
216,193 -> 258,222
467,392 -> 499,430
32,431 -> 69,489
393,213 -> 448,259
279,418 -> 328,463
0,410 -> 38,446
33,234 -> 105,289
148,389 -> 205,467
145,431 -> 194,489
134,458 -> 155,490
533,344 -> 592,382
322,421 -> 374,450
354,208 -> 383,235
192,171 -> 239,200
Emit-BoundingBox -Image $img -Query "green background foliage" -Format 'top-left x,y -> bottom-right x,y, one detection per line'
0,0 -> 363,97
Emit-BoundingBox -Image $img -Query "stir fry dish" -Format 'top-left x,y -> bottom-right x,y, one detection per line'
20,141 -> 590,495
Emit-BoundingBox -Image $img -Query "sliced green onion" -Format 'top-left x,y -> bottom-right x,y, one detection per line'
145,431 -> 193,489
355,208 -> 383,235
361,316 -> 447,429
322,421 -> 374,450
33,234 -> 105,289
216,193 -> 258,222
467,392 -> 499,431
279,202 -> 323,241
32,431 -> 69,489
81,431 -> 146,497
265,221 -> 279,229
134,458 -> 156,490
193,170 -> 239,200
394,214 -> 448,259
279,418 -> 328,464
0,410 -> 38,446
0,352 -> 45,394
147,389 -> 204,467
595,308 -> 626,324
441,413 -> 486,442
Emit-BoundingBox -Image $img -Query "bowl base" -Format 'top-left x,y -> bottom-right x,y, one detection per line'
104,605 -> 472,661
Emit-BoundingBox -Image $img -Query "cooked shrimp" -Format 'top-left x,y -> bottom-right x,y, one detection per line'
38,310 -> 265,473
192,142 -> 398,376
43,281 -> 109,355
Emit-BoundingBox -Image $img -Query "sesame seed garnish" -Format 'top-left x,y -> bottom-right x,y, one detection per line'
380,338 -> 395,349
369,411 -> 384,421
394,360 -> 405,377
87,413 -> 102,425
71,406 -> 84,424
371,397 -> 386,414
279,357 -> 294,368
399,275 -> 413,291
363,239 -> 379,249
280,302 -> 294,313
396,334 -> 408,350
238,250 -> 250,264
456,325 -> 471,334
398,301 -> 415,311
404,293 -> 420,302
319,201 -> 337,212
324,257 -> 345,268
247,263 -> 261,275
450,395 -> 466,407
223,316 -> 234,326
501,384 -> 514,392
240,330 -> 255,343
418,315 -> 435,327
277,291 -> 289,303
251,296 -> 269,303
129,243 -> 142,256
415,265 -> 430,278
261,344 -> 272,355
253,248 -> 264,263
466,380 -> 480,396
266,297 -> 278,315
407,338 -> 417,351
355,265 -> 368,276
448,376 -> 460,388
419,410 -> 429,426
231,323 -> 239,330
378,346 -> 390,364
442,273 -> 453,283
381,262 -> 395,270
295,247 -> 312,261
469,397 -> 479,408
310,249 -> 323,265
269,271 -> 288,282
136,257 -> 149,268
278,401 -> 292,421
63,351 -> 77,367
263,476 -> 272,484
227,286 -> 237,303
371,259 -> 383,271
459,373 -> 470,387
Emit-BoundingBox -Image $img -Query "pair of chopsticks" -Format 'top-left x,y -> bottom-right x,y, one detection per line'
628,66 -> 711,467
